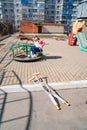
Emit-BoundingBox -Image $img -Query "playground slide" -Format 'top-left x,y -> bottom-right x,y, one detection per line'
76,30 -> 87,52
68,20 -> 85,46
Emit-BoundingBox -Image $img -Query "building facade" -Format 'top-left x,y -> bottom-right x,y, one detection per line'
1,0 -> 86,31
45,0 -> 81,33
77,0 -> 87,37
2,0 -> 22,30
0,0 -> 3,20
22,0 -> 45,23
45,0 -> 56,23
77,0 -> 87,19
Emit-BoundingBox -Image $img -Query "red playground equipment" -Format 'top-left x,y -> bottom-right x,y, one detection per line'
68,19 -> 85,46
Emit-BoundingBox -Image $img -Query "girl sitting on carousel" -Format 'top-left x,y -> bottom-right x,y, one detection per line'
30,36 -> 46,58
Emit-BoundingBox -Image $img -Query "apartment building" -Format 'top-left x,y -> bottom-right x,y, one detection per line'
2,0 -> 22,30
22,0 -> 45,23
1,0 -> 86,32
77,0 -> 87,36
0,0 -> 2,20
45,0 -> 56,23
45,0 -> 72,25
77,0 -> 87,19
56,0 -> 73,32
45,0 -> 80,32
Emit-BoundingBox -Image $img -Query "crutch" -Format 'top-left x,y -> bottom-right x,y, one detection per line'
29,72 -> 61,110
45,81 -> 70,107
29,72 -> 70,110
33,72 -> 70,106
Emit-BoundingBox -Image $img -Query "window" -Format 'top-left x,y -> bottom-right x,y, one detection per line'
51,11 -> 54,14
33,9 -> 37,12
58,0 -> 60,2
10,9 -> 14,12
51,5 -> 55,9
16,9 -> 19,12
16,3 -> 19,7
17,20 -> 20,23
4,9 -> 8,12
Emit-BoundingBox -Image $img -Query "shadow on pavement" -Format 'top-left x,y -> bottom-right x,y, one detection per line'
0,59 -> 13,86
0,89 -> 7,127
43,55 -> 62,60
12,70 -> 33,130
0,70 -> 33,130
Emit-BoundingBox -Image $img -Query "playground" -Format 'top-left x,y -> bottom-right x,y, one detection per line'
0,1 -> 87,128
0,32 -> 87,86
0,32 -> 87,130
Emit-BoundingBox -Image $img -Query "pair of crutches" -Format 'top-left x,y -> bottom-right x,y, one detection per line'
29,72 -> 70,110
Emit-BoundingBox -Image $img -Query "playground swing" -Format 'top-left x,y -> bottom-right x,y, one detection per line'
29,72 -> 70,110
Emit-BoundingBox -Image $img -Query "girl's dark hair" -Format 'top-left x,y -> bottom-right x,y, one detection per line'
34,35 -> 40,40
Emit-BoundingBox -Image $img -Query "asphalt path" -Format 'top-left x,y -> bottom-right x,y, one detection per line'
0,88 -> 87,130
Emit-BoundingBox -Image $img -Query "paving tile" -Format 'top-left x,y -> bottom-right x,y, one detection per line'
0,34 -> 87,86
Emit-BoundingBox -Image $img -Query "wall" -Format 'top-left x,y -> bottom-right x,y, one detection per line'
41,24 -> 64,34
20,21 -> 38,33
77,2 -> 87,19
20,22 -> 64,34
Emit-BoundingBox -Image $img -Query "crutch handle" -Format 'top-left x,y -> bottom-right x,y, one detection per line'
29,75 -> 36,81
29,72 -> 40,81
33,72 -> 40,76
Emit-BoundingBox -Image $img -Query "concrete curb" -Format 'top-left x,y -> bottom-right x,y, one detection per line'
0,80 -> 87,93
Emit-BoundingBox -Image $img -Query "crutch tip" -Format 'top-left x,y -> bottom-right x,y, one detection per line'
67,103 -> 71,106
55,105 -> 61,110
63,101 -> 70,106
66,102 -> 71,106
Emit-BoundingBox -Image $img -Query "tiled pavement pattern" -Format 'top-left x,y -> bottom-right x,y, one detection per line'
0,34 -> 87,86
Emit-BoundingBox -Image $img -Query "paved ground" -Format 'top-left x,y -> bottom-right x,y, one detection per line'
0,33 -> 87,130
0,33 -> 87,86
0,88 -> 87,130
